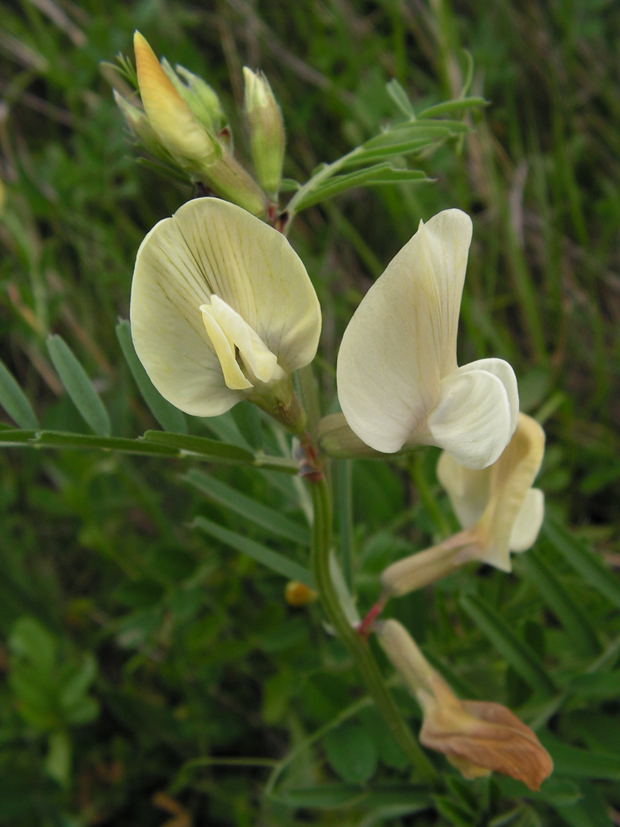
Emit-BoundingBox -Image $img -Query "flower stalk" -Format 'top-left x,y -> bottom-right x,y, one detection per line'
306,468 -> 439,782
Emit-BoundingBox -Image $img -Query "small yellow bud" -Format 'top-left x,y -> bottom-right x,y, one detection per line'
243,67 -> 285,197
285,581 -> 318,606
134,32 -> 219,168
160,59 -> 225,135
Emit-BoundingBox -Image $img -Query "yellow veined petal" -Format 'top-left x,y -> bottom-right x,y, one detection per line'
337,209 -> 473,453
417,366 -> 512,470
170,199 -> 320,373
130,198 -> 320,416
134,31 -> 217,166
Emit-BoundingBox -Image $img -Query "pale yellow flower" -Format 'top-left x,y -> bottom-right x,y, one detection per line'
381,414 -> 545,596
437,412 -> 545,570
130,198 -> 321,429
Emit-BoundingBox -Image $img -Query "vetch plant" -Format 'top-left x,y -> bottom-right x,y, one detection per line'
3,31 -> 591,821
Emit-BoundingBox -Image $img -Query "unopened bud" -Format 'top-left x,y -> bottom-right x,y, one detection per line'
134,31 -> 219,169
161,59 -> 226,135
285,581 -> 318,606
243,67 -> 285,196
133,32 -> 266,216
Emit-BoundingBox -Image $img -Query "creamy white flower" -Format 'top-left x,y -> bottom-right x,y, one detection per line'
130,197 -> 321,422
337,209 -> 518,470
436,412 -> 545,571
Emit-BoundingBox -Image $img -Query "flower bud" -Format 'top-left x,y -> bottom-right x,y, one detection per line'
243,67 -> 285,197
160,58 -> 226,135
132,32 -> 266,216
113,90 -> 174,163
285,581 -> 318,606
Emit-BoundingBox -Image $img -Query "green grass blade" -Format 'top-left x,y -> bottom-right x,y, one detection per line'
46,335 -> 111,437
460,594 -> 557,696
0,359 -> 39,429
540,734 -> 620,780
183,469 -> 310,546
517,551 -> 602,657
192,516 -> 314,587
544,515 -> 620,610
116,320 -> 187,434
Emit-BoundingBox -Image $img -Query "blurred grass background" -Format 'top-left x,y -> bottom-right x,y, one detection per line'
1,0 -> 620,825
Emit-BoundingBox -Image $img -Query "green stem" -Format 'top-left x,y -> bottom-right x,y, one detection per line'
307,475 -> 439,782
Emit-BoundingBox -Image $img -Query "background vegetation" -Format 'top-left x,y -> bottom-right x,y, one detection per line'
1,0 -> 620,824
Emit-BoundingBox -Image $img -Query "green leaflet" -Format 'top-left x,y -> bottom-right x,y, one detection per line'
183,469 -> 310,545
46,335 -> 111,437
192,516 -> 314,587
460,594 -> 557,696
0,429 -> 37,444
417,97 -> 487,119
116,320 -> 187,434
386,79 -> 415,117
0,359 -> 39,429
143,430 -> 298,472
292,164 -> 428,211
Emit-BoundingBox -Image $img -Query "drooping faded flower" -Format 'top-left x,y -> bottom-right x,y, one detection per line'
381,413 -> 545,596
377,619 -> 553,790
130,198 -> 321,431
336,209 -> 519,470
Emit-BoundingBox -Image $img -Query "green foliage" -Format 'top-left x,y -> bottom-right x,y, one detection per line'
1,0 -> 620,824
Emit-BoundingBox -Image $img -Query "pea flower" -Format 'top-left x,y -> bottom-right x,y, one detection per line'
436,412 -> 545,569
130,197 -> 321,431
381,413 -> 545,597
377,619 -> 553,790
336,209 -> 519,470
